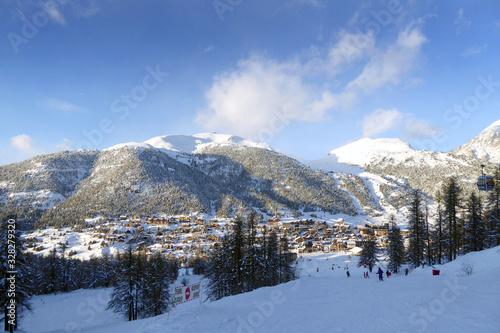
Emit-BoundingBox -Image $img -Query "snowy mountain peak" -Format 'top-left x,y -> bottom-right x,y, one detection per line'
326,137 -> 414,166
482,119 -> 500,135
452,119 -> 500,163
106,133 -> 272,154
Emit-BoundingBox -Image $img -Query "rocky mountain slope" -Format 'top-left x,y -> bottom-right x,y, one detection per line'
1,119 -> 498,226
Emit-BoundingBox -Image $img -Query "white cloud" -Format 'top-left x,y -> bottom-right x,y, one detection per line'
10,134 -> 35,152
454,8 -> 471,32
326,30 -> 375,74
203,45 -> 215,53
72,0 -> 100,19
56,138 -> 73,151
404,117 -> 442,139
362,109 -> 442,139
40,3 -> 67,25
347,24 -> 427,93
199,22 -> 429,140
461,44 -> 487,57
197,56 -> 331,138
362,108 -> 403,137
41,99 -> 83,113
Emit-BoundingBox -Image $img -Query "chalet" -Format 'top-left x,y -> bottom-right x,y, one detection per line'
357,227 -> 373,236
349,247 -> 363,256
374,229 -> 389,237
401,230 -> 411,237
345,240 -> 356,249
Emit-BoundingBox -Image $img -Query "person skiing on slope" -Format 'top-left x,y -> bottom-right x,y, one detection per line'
377,267 -> 384,281
346,270 -> 351,278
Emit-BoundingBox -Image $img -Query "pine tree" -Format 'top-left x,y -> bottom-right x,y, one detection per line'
279,236 -> 296,283
108,245 -> 139,321
0,216 -> 31,332
241,211 -> 262,292
407,190 -> 426,267
486,167 -> 500,247
358,239 -> 377,272
431,197 -> 447,265
387,216 -> 405,273
442,177 -> 461,261
464,192 -> 486,253
205,236 -> 233,301
139,253 -> 173,318
265,230 -> 281,286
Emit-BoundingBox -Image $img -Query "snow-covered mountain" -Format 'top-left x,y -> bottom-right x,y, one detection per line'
1,119 -> 498,225
451,119 -> 500,163
107,133 -> 272,155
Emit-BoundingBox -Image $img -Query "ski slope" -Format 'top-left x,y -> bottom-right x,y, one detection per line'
20,247 -> 500,333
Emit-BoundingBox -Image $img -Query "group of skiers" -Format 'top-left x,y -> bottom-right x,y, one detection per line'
345,267 -> 410,280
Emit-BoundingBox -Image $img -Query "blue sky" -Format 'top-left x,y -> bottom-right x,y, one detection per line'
1,0 -> 499,165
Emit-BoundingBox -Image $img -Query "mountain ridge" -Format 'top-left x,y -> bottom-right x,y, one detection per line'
1,119 -> 499,226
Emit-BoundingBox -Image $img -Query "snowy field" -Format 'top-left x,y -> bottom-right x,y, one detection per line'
19,247 -> 500,333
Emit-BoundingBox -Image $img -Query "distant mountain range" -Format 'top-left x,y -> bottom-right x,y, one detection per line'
1,120 -> 499,226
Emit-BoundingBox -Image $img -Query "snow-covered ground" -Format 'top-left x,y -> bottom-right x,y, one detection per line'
19,246 -> 500,333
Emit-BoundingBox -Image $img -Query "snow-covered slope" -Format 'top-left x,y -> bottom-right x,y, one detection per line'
306,138 -> 414,174
452,119 -> 500,163
107,133 -> 272,154
327,137 -> 414,166
20,246 -> 500,333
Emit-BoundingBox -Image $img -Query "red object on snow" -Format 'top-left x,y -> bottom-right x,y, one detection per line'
432,269 -> 440,276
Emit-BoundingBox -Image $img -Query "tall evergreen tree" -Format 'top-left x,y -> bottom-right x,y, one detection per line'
431,197 -> 447,265
464,192 -> 486,253
442,177 -> 461,261
108,245 -> 139,321
205,236 -> 233,301
407,190 -> 426,267
279,236 -> 296,283
486,167 -> 500,247
387,216 -> 405,273
357,239 -> 377,272
140,253 -> 173,318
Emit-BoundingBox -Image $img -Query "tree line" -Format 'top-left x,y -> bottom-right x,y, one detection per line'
205,212 -> 297,301
359,169 -> 500,273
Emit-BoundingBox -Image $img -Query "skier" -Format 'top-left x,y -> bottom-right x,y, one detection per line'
405,268 -> 409,276
377,267 -> 384,281
366,271 -> 369,278
346,270 -> 351,278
